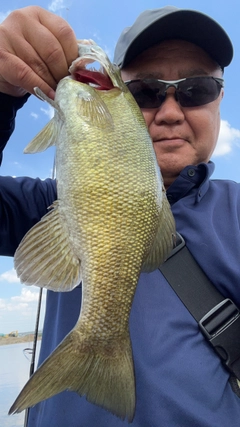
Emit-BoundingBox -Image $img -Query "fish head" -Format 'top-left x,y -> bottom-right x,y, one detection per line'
68,39 -> 128,94
53,39 -> 144,132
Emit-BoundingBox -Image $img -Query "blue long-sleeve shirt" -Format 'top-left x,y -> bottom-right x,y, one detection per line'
1,92 -> 240,426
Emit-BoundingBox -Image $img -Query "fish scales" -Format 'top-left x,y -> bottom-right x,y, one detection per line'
55,79 -> 162,333
9,40 -> 175,422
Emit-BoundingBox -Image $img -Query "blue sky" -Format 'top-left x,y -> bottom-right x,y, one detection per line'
0,0 -> 240,333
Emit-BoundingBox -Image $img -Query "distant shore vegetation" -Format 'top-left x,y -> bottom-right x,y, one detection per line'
0,333 -> 42,346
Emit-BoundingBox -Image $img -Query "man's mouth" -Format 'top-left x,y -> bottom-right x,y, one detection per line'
153,136 -> 188,143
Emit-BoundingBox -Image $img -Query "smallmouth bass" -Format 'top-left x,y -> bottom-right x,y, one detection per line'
9,40 -> 175,422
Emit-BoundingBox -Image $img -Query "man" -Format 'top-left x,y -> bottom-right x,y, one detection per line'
1,5 -> 240,427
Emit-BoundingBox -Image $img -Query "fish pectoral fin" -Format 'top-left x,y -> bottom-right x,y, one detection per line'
24,117 -> 58,153
77,88 -> 114,130
141,194 -> 176,272
9,329 -> 135,422
14,201 -> 81,291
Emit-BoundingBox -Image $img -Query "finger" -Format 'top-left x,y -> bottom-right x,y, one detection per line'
7,35 -> 63,89
0,51 -> 55,98
37,8 -> 79,69
17,7 -> 78,83
0,7 -> 78,88
23,27 -> 73,85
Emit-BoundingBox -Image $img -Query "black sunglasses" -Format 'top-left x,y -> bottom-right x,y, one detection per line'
124,76 -> 224,108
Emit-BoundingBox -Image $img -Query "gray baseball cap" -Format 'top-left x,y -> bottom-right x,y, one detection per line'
114,6 -> 233,69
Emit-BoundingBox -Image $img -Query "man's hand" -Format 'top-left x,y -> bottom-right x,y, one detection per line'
0,6 -> 78,98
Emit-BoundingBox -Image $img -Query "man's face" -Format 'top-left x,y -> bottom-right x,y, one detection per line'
121,40 -> 223,188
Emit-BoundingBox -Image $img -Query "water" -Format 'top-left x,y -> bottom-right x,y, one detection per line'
0,341 -> 41,427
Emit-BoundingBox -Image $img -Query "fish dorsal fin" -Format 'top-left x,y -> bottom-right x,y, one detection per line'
34,87 -> 64,121
24,117 -> 58,153
23,87 -> 65,154
34,87 -> 56,107
76,87 -> 114,130
14,201 -> 81,291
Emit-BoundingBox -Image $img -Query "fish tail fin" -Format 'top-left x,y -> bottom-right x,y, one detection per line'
9,329 -> 135,422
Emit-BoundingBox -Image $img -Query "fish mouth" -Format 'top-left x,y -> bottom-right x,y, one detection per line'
73,69 -> 114,91
69,40 -> 126,92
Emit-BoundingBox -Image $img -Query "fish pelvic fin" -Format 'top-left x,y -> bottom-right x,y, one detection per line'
9,329 -> 136,422
141,193 -> 176,272
14,201 -> 81,291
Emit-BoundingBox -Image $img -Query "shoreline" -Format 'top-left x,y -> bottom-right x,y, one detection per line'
0,334 -> 42,346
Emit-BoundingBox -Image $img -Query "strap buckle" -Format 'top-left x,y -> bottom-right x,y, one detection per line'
199,299 -> 240,379
167,232 -> 185,259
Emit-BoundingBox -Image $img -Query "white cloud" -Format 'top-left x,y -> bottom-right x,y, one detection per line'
31,112 -> 39,120
0,287 -> 45,314
214,119 -> 240,156
40,106 -> 54,120
0,268 -> 20,283
0,287 -> 46,332
48,0 -> 67,12
12,287 -> 41,303
31,106 -> 54,121
0,10 -> 11,24
0,298 -> 6,310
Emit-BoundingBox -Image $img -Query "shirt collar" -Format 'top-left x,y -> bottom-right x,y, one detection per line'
166,161 -> 215,205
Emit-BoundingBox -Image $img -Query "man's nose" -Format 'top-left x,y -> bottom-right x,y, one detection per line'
154,88 -> 185,124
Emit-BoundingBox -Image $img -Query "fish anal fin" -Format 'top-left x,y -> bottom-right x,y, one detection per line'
142,194 -> 176,272
14,201 -> 81,291
9,329 -> 135,422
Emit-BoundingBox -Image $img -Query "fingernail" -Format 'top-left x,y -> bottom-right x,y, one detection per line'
48,89 -> 56,100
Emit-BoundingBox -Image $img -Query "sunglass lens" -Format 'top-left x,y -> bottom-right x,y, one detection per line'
127,80 -> 165,108
178,77 -> 222,107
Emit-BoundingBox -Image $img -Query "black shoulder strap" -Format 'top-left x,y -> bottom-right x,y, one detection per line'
159,233 -> 240,380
